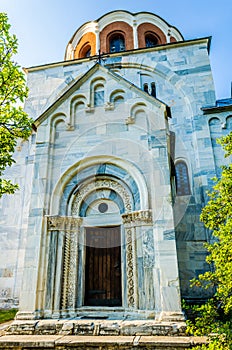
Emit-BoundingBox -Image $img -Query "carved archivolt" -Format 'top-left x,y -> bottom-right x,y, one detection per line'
122,210 -> 153,226
71,178 -> 132,215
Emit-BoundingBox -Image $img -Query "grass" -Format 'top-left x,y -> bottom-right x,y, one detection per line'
0,309 -> 17,324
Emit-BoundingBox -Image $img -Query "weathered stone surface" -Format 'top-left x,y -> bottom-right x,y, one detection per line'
0,335 -> 207,349
73,321 -> 95,335
6,320 -> 38,335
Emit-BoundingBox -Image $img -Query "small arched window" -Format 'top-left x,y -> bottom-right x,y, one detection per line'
151,82 -> 156,98
109,34 -> 125,53
143,83 -> 149,93
94,84 -> 104,106
79,43 -> 91,58
145,33 -> 158,48
175,161 -> 191,196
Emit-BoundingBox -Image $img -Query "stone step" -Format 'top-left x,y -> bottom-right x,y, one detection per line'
6,319 -> 187,336
0,335 -> 207,349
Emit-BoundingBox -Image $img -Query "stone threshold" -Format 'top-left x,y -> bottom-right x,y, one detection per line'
0,335 -> 207,349
6,319 -> 187,336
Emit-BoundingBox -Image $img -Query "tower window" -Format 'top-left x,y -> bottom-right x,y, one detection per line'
175,161 -> 191,196
151,82 -> 156,98
109,34 -> 125,53
145,33 -> 158,48
143,83 -> 149,93
79,43 -> 91,58
85,48 -> 91,57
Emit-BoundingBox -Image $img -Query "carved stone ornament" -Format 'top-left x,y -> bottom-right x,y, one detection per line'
104,101 -> 114,111
85,104 -> 95,113
61,228 -> 80,311
122,210 -> 153,226
71,179 -> 132,215
46,216 -> 82,231
126,228 -> 138,308
125,116 -> 135,125
143,229 -> 155,268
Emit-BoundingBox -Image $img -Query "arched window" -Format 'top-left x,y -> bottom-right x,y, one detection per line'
79,43 -> 91,58
94,84 -> 104,106
109,34 -> 125,53
85,48 -> 91,57
151,82 -> 156,97
145,33 -> 158,48
143,83 -> 149,93
175,161 -> 191,196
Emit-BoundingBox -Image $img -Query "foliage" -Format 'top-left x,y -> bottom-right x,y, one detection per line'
0,308 -> 17,324
185,132 -> 232,349
0,12 -> 32,197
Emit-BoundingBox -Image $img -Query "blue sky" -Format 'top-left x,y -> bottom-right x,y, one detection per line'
1,0 -> 231,99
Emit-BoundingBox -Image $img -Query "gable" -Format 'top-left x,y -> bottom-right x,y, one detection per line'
34,63 -> 169,129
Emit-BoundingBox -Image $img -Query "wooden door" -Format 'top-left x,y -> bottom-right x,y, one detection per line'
84,226 -> 122,306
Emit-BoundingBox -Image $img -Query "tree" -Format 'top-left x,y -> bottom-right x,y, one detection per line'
0,13 -> 32,197
185,132 -> 232,349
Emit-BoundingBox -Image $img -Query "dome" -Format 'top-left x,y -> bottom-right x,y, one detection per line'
64,10 -> 184,60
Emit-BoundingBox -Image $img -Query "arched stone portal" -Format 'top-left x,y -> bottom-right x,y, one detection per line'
44,159 -> 155,319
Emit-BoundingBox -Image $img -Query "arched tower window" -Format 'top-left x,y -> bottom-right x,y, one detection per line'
175,161 -> 191,196
109,33 -> 125,53
79,43 -> 91,58
151,82 -> 156,97
143,83 -> 149,93
145,33 -> 158,47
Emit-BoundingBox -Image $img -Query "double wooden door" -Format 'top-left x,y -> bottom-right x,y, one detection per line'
84,226 -> 122,306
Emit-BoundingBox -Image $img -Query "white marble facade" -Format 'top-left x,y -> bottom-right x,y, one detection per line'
0,11 -> 231,320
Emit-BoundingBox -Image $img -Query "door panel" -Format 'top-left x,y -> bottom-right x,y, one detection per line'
85,226 -> 122,306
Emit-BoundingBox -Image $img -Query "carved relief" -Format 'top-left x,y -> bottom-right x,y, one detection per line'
126,228 -> 138,308
143,229 -> 155,268
47,216 -> 82,231
104,102 -> 114,111
67,231 -> 79,309
61,231 -> 71,310
122,210 -> 153,226
46,216 -> 82,312
71,179 -> 132,215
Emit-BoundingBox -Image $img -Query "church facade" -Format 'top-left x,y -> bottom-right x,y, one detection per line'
0,11 -> 231,321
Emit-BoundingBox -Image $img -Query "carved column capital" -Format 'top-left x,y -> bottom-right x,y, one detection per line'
46,216 -> 83,231
122,210 -> 153,226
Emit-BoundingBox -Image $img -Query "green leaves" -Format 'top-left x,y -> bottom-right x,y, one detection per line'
0,12 -> 32,196
186,131 -> 232,349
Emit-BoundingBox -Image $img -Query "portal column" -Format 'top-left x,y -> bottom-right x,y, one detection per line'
122,210 -> 153,310
46,216 -> 82,318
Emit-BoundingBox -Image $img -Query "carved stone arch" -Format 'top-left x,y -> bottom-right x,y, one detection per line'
70,94 -> 86,126
49,113 -> 67,142
209,117 -> 221,127
129,103 -> 149,131
109,89 -> 125,105
70,176 -> 133,217
90,77 -> 106,107
50,156 -> 149,215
